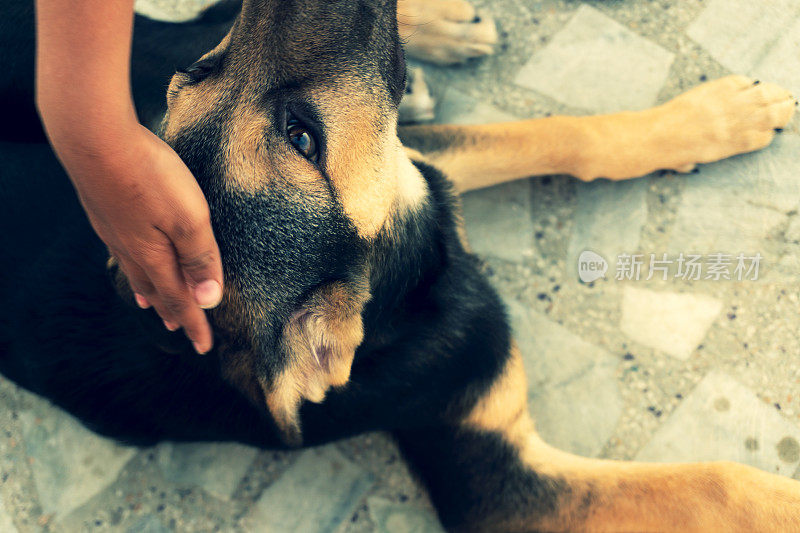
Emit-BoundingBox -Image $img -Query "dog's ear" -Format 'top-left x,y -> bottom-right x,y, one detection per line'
106,255 -> 188,353
263,278 -> 371,446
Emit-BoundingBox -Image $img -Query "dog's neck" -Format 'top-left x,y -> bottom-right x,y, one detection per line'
359,159 -> 460,350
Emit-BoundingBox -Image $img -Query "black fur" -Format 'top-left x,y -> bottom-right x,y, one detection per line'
0,0 -> 239,142
0,1 -> 561,529
396,427 -> 565,530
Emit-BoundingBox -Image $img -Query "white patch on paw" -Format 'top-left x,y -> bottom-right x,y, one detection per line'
399,68 -> 436,123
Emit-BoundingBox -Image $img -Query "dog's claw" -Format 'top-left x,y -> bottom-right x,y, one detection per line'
657,76 -> 797,172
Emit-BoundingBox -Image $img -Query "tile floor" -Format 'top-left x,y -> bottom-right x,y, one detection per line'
2,0 -> 799,530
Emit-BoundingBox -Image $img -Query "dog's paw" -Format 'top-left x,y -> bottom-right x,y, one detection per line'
661,75 -> 796,173
399,68 -> 436,123
398,0 -> 498,65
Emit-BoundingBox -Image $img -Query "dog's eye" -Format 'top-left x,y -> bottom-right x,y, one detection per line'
287,119 -> 318,162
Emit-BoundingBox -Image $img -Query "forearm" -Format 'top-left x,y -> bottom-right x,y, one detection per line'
35,0 -> 137,145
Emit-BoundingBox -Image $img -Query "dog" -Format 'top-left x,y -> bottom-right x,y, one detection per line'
1,0 -> 798,530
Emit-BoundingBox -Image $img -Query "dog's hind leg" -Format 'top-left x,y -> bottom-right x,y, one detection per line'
396,346 -> 800,532
399,76 -> 796,193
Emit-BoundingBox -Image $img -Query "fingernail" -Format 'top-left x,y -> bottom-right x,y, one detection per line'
134,294 -> 150,309
195,280 -> 222,309
163,320 -> 179,332
193,341 -> 208,354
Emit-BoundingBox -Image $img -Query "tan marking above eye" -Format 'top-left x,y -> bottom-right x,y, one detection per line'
311,85 -> 428,239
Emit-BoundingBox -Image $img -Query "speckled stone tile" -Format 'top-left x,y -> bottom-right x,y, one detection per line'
19,397 -> 136,518
566,178 -> 649,280
434,88 -> 518,125
686,0 -> 800,77
620,286 -> 723,360
461,180 -> 536,262
154,441 -> 259,500
514,4 -> 675,112
367,496 -> 444,533
0,495 -> 18,533
126,514 -> 171,533
3,0 -> 800,531
751,15 -> 800,97
637,371 -> 800,477
667,134 -> 800,274
505,298 -> 623,457
244,447 -> 374,532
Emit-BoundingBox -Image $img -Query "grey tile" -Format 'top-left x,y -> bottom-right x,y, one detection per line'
620,286 -> 723,360
0,494 -> 18,533
126,515 -> 170,533
567,178 -> 648,280
687,0 -> 800,77
367,496 -> 444,533
752,16 -> 800,98
155,441 -> 258,500
514,5 -> 674,112
19,399 -> 136,517
461,180 -> 535,262
637,371 -> 800,477
505,300 -> 622,457
245,446 -> 373,533
668,135 -> 800,259
435,88 -> 517,125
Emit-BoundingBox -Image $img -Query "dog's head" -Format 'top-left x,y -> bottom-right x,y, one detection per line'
116,0 -> 430,444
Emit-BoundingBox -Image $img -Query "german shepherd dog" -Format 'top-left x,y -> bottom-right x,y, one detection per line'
1,0 -> 799,530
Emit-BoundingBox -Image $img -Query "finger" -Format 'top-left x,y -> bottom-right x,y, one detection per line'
116,254 -> 156,305
119,256 -> 180,331
134,293 -> 151,309
168,210 -> 224,309
138,250 -> 215,353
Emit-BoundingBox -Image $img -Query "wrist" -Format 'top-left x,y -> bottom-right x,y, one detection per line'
41,101 -> 139,156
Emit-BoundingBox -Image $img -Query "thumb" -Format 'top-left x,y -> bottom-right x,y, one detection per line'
170,213 -> 224,309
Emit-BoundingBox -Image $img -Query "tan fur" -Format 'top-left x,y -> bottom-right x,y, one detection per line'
463,343 -> 532,448
397,0 -> 498,65
154,9 -> 799,526
312,86 -> 402,237
462,347 -> 800,532
223,104 -> 326,194
162,33 -> 232,141
262,279 -> 371,445
219,347 -> 264,408
402,76 -> 796,193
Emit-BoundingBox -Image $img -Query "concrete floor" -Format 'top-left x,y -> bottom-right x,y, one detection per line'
2,0 -> 800,531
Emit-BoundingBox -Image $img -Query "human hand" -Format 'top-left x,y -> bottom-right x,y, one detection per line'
47,119 -> 222,354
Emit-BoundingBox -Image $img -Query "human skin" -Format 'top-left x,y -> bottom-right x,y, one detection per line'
35,0 -> 222,353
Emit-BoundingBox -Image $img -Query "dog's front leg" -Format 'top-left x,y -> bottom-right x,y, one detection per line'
396,347 -> 800,532
399,76 -> 795,193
